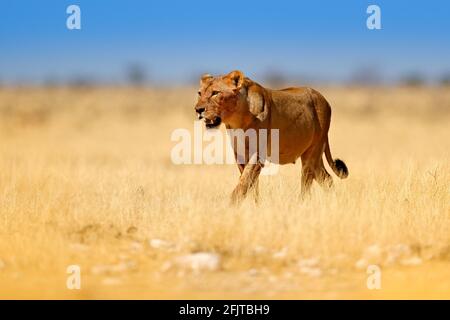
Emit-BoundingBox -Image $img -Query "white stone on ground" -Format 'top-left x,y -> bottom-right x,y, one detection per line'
272,247 -> 288,259
298,257 -> 319,268
164,252 -> 221,273
355,243 -> 419,269
149,238 -> 173,250
355,258 -> 368,270
400,256 -> 422,266
91,261 -> 136,275
298,257 -> 322,277
385,244 -> 411,265
363,244 -> 384,262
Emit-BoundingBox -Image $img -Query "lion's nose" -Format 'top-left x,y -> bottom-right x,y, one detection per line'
196,107 -> 205,119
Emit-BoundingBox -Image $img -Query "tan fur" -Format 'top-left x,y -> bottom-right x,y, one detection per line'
195,70 -> 348,204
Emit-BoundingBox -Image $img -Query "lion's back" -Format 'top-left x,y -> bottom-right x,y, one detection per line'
278,86 -> 331,130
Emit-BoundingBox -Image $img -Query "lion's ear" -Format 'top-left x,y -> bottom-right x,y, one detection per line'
248,89 -> 268,122
226,70 -> 245,89
200,73 -> 213,86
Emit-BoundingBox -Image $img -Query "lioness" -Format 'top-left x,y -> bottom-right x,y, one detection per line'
195,70 -> 348,204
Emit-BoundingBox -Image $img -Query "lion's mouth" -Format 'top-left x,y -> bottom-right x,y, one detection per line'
205,117 -> 222,129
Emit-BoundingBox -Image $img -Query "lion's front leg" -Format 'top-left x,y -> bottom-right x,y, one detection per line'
250,177 -> 260,204
230,154 -> 262,205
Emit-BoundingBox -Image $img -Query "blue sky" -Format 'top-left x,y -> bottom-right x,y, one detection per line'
1,0 -> 449,84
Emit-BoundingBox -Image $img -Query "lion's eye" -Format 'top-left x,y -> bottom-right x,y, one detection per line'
197,91 -> 201,96
211,91 -> 220,97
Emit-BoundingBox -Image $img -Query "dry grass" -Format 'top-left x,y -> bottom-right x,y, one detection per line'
0,86 -> 449,299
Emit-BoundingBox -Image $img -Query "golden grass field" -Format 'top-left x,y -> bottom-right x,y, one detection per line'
0,86 -> 449,299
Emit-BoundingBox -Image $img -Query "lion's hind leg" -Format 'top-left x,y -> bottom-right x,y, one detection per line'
300,139 -> 333,196
315,158 -> 333,189
300,148 -> 317,197
300,164 -> 315,198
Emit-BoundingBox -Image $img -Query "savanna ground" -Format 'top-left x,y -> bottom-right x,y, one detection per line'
0,86 -> 449,299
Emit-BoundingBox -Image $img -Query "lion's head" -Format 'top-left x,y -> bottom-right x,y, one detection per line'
195,70 -> 268,129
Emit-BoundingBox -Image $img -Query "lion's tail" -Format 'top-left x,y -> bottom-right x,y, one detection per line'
324,137 -> 348,179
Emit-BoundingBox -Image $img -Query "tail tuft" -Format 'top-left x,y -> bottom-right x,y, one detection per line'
334,159 -> 348,179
